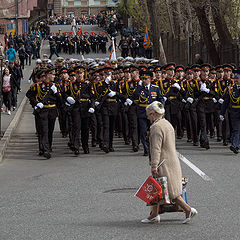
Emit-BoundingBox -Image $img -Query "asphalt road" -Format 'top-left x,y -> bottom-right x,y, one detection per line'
0,25 -> 239,240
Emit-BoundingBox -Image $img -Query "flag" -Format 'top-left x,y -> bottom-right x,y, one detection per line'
135,176 -> 162,204
109,37 -> 117,62
143,26 -> 150,49
159,35 -> 167,65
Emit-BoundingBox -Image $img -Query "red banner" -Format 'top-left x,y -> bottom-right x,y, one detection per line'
135,176 -> 162,204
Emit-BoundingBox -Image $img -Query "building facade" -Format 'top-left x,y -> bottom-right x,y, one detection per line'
62,0 -> 119,16
0,0 -> 47,45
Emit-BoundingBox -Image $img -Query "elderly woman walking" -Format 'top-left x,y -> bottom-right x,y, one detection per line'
141,101 -> 198,224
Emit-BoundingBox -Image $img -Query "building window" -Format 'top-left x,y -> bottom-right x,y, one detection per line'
0,25 -> 5,34
68,1 -> 74,6
81,1 -> 87,5
100,0 -> 106,4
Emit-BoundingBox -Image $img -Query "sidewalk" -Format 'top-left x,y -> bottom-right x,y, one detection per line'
1,63 -> 33,136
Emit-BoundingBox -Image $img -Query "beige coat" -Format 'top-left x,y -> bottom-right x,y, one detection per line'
149,118 -> 182,200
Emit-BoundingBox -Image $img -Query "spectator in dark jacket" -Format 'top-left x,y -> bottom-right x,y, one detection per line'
18,45 -> 27,69
9,61 -> 21,110
25,43 -> 32,66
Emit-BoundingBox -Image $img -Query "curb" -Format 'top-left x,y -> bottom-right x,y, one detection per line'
0,96 -> 28,163
0,38 -> 45,163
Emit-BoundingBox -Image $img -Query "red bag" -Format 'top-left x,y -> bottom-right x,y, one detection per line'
2,86 -> 11,92
135,176 -> 162,204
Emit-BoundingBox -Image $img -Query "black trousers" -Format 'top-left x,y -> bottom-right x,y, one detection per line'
58,108 -> 68,136
127,106 -> 138,147
2,91 -> 11,110
96,112 -> 103,145
38,109 -> 57,153
206,112 -> 215,137
89,113 -> 97,144
122,110 -> 129,143
71,107 -> 89,151
102,113 -> 116,148
26,54 -> 32,66
35,113 -> 43,152
138,118 -> 150,154
197,109 -> 209,146
185,107 -> 198,144
19,56 -> 25,69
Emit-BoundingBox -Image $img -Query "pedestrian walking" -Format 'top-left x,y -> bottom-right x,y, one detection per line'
2,67 -> 19,115
140,101 -> 198,224
18,45 -> 27,69
7,45 -> 16,62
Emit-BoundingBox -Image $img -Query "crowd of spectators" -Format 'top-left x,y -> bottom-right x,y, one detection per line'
0,20 -> 46,116
48,15 -> 98,25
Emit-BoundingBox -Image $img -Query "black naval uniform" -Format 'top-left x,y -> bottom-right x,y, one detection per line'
221,84 -> 240,153
64,79 -> 95,155
26,80 -> 62,158
182,77 -> 200,145
133,82 -> 164,155
121,79 -> 139,151
197,78 -> 217,149
94,78 -> 123,153
216,77 -> 233,145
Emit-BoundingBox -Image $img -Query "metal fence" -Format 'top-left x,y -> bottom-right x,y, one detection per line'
160,32 -> 240,66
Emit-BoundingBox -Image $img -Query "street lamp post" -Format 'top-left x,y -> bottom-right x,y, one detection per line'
16,0 -> 19,35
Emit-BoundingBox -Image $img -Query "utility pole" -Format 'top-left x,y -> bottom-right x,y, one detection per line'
16,0 -> 19,35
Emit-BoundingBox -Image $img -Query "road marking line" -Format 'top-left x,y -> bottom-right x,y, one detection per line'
177,152 -> 213,182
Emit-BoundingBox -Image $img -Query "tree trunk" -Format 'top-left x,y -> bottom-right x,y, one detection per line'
170,0 -> 184,37
122,0 -> 129,27
146,0 -> 160,59
190,2 -> 220,65
210,0 -> 233,45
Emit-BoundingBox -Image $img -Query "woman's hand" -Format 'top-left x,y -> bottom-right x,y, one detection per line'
151,167 -> 158,175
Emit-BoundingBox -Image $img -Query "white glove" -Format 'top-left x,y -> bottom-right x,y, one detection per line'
219,115 -> 224,121
218,98 -> 224,104
200,83 -> 206,91
95,101 -> 100,106
105,76 -> 111,84
172,83 -> 181,90
65,102 -> 71,107
204,88 -> 210,93
28,79 -> 31,83
108,90 -> 116,97
182,99 -> 186,103
124,102 -> 128,106
212,98 -> 217,103
51,85 -> 57,94
67,96 -> 75,105
126,98 -> 133,106
36,102 -> 44,109
88,108 -> 95,113
163,96 -> 167,102
187,97 -> 194,104
138,80 -> 142,86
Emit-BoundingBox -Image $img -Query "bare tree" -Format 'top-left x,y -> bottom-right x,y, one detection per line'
210,0 -> 233,45
189,0 -> 220,65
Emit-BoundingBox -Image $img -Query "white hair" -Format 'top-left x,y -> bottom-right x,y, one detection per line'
146,101 -> 165,115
